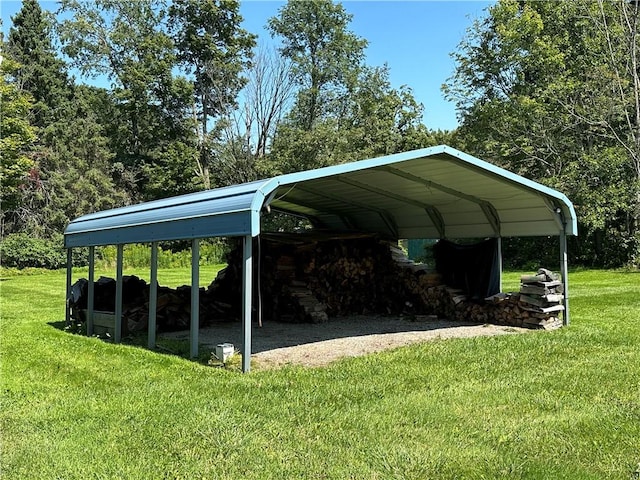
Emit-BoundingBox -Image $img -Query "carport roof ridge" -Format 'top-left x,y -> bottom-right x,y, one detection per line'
64,145 -> 577,248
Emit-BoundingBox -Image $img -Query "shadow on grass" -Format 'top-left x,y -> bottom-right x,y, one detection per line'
47,320 -> 67,331
48,319 -> 214,365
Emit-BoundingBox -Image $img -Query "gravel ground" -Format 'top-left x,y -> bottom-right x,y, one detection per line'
160,315 -> 528,369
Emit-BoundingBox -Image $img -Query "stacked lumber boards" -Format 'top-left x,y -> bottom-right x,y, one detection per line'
478,268 -> 564,329
517,268 -> 564,329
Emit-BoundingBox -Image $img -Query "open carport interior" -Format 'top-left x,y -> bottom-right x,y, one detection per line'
64,145 -> 577,372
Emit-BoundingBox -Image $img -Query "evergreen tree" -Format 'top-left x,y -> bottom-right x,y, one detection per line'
4,0 -> 128,237
6,0 -> 72,128
26,86 -> 130,236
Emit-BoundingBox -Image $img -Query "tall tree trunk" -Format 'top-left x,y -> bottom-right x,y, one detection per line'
200,93 -> 211,189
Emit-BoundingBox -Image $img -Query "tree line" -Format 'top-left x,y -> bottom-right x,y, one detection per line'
1,0 -> 638,268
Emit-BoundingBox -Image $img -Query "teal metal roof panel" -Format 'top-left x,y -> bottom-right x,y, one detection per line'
64,146 -> 577,247
267,145 -> 577,238
65,211 -> 252,248
64,179 -> 269,247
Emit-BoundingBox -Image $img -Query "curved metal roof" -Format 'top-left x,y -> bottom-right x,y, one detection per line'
64,145 -> 577,248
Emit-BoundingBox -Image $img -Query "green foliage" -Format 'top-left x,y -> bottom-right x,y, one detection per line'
572,229 -> 640,269
268,0 -> 367,130
0,234 -> 228,271
501,237 -> 559,271
0,233 -> 86,269
7,0 -> 639,274
2,1 -> 129,238
267,9 -> 439,175
268,69 -> 439,175
0,56 -> 36,213
97,240 -> 229,270
142,140 -> 203,199
5,0 -> 72,128
444,0 -> 640,267
36,86 -> 129,236
58,0 -> 199,202
169,0 -> 255,190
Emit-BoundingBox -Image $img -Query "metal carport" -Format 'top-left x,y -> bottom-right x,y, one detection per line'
64,145 -> 577,372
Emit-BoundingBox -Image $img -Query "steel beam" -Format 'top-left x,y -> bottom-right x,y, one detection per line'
190,239 -> 200,358
336,176 -> 444,236
379,166 -> 501,236
424,206 -> 445,238
560,228 -> 570,326
295,184 -> 399,238
87,246 -> 95,336
242,235 -> 253,373
148,242 -> 158,349
336,175 -> 433,210
65,249 -> 73,327
273,196 -> 357,229
497,237 -> 503,292
114,244 -> 123,343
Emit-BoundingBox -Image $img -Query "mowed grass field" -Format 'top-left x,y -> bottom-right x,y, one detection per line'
1,267 -> 639,479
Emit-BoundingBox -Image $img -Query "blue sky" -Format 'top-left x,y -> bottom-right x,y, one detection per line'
1,0 -> 492,131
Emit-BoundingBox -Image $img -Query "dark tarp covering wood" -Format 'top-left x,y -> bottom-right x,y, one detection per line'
433,238 -> 500,300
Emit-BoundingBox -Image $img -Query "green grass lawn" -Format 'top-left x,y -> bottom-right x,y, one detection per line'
1,268 -> 639,479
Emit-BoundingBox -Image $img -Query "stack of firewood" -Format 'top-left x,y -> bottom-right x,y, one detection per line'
207,234 -> 422,322
70,234 -> 565,333
406,270 -> 564,330
125,284 -> 220,332
70,276 -> 221,333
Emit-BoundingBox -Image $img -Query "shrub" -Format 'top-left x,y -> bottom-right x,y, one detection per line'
0,234 -> 229,271
97,239 -> 229,269
0,233 -> 88,269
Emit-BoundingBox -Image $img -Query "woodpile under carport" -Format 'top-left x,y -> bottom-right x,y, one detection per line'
70,234 -> 564,334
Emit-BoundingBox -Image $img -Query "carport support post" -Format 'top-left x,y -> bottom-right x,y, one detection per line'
497,236 -> 503,292
87,246 -> 95,336
560,229 -> 570,326
148,242 -> 158,349
190,239 -> 200,359
65,248 -> 73,326
115,244 -> 124,343
242,235 -> 252,373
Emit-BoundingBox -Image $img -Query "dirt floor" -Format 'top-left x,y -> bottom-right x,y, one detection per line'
160,315 -> 528,369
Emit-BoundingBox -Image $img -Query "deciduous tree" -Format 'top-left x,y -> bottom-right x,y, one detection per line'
268,0 -> 367,131
444,0 -> 639,265
58,0 -> 197,201
169,0 -> 255,189
0,56 -> 36,227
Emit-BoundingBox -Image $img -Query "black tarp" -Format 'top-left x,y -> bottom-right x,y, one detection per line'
433,238 -> 500,300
